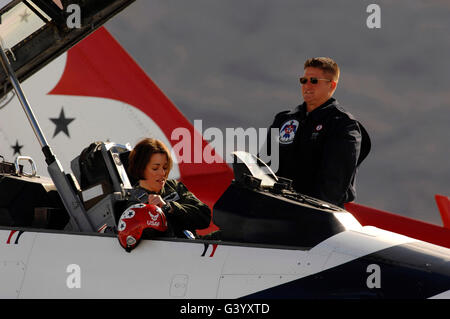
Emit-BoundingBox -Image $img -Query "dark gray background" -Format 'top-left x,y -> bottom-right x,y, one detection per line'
105,0 -> 450,225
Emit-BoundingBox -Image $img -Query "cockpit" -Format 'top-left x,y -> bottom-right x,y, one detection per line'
212,151 -> 356,248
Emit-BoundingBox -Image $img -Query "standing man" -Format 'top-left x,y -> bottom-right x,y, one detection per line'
267,57 -> 370,207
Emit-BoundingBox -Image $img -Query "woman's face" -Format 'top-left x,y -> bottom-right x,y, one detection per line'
140,153 -> 169,192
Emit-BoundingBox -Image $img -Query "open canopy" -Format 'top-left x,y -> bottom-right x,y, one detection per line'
0,0 -> 134,99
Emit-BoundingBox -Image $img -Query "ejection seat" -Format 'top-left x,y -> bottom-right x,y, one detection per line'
70,142 -> 197,239
70,141 -> 134,233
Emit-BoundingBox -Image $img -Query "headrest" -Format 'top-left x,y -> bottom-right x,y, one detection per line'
119,151 -> 138,186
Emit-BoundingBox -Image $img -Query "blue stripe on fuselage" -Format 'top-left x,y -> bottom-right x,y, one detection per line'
242,242 -> 450,299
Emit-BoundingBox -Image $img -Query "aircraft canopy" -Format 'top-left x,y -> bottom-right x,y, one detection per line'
0,0 -> 134,99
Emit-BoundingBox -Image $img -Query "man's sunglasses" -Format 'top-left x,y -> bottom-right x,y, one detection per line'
299,77 -> 332,85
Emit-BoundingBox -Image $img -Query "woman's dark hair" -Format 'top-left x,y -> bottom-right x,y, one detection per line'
128,138 -> 173,180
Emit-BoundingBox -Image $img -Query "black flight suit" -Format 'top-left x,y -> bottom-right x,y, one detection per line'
121,179 -> 211,238
267,98 -> 371,207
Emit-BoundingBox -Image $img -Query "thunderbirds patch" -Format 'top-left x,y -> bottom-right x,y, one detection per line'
279,120 -> 299,144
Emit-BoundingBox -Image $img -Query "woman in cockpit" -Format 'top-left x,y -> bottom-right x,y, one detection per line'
124,138 -> 211,239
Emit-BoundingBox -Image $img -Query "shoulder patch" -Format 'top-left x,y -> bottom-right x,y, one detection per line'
279,119 -> 299,144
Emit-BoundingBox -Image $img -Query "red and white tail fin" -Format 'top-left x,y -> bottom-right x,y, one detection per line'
48,27 -> 233,213
49,27 -> 234,234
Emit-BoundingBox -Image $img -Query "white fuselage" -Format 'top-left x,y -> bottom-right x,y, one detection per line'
1,225 -> 449,299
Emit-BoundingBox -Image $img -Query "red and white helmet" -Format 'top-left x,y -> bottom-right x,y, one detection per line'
117,203 -> 168,252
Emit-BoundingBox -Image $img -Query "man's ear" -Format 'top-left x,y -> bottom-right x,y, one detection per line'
330,81 -> 337,90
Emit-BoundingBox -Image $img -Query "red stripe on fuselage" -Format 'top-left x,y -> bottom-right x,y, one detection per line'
6,230 -> 17,244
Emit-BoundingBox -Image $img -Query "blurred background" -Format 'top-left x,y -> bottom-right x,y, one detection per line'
105,0 -> 450,225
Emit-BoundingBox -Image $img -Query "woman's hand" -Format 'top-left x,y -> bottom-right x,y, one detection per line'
147,194 -> 166,207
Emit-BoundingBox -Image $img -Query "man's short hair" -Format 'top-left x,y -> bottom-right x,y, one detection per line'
304,57 -> 340,82
128,138 -> 173,180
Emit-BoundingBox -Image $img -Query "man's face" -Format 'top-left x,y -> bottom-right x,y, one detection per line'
301,67 -> 335,109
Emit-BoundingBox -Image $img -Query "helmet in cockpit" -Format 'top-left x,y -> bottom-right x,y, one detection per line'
117,203 -> 168,252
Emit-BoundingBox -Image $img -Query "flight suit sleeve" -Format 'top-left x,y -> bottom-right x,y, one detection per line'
168,181 -> 212,231
314,118 -> 361,206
